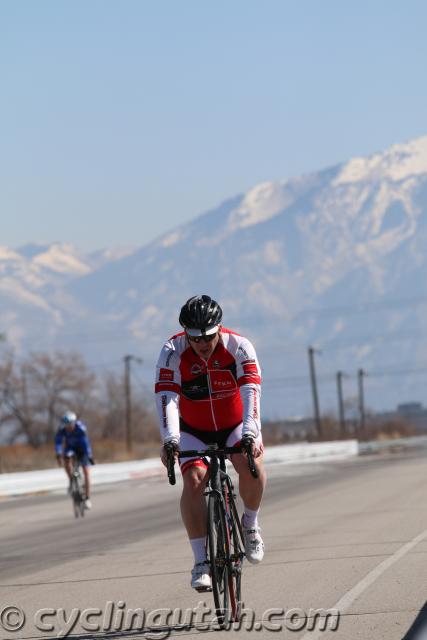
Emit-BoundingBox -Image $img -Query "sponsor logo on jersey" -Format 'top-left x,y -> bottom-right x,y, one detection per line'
159,368 -> 174,381
190,364 -> 203,376
253,388 -> 259,419
161,394 -> 167,428
212,360 -> 221,369
238,345 -> 250,359
210,370 -> 237,392
212,391 -> 236,400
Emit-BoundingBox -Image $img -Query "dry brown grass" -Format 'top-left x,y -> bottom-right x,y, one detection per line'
0,438 -> 161,473
1,418 -> 422,473
263,416 -> 420,445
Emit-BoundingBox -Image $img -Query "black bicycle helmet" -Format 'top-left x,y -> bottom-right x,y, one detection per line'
179,295 -> 223,335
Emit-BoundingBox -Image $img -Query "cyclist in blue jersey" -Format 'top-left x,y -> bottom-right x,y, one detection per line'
55,411 -> 94,509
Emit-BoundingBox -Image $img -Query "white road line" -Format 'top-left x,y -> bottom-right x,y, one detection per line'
301,527 -> 427,639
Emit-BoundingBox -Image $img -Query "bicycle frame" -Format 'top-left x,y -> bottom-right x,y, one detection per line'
70,456 -> 85,518
166,442 -> 258,625
209,451 -> 245,623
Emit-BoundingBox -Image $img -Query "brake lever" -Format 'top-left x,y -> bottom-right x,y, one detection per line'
241,437 -> 259,479
164,443 -> 177,485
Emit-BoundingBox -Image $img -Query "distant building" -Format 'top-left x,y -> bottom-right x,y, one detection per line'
397,402 -> 424,416
374,402 -> 427,432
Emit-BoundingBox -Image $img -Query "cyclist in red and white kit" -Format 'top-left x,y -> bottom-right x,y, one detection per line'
155,295 -> 266,590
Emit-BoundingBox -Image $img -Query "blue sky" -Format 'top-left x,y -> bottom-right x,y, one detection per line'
1,0 -> 427,251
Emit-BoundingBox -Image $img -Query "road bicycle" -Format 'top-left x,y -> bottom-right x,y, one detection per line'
69,455 -> 87,518
166,439 -> 258,626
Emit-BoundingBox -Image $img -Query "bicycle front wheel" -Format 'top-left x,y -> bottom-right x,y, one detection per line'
207,494 -> 230,627
70,477 -> 80,518
71,473 -> 85,518
77,473 -> 85,517
224,480 -> 244,621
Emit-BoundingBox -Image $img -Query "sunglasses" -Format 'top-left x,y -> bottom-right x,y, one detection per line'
186,332 -> 218,344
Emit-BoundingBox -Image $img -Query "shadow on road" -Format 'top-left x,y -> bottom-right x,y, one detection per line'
29,622 -> 219,640
402,601 -> 427,639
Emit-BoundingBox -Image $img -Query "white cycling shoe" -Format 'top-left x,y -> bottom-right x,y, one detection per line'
191,561 -> 212,591
84,498 -> 92,510
242,518 -> 265,564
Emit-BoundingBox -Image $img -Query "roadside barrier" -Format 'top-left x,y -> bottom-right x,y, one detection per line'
0,440 -> 359,498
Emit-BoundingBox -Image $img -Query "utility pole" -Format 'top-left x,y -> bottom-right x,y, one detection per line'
124,354 -> 143,452
336,371 -> 346,436
308,346 -> 322,438
358,368 -> 366,437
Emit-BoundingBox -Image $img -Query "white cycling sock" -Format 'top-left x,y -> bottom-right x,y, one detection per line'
190,537 -> 207,564
243,507 -> 259,529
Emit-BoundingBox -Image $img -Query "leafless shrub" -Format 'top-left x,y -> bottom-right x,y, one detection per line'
0,349 -> 159,468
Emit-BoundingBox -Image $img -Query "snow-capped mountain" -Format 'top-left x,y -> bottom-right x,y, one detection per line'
2,135 -> 427,418
0,243 -> 92,344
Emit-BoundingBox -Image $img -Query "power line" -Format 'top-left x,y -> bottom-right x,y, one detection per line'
308,346 -> 322,437
358,368 -> 366,434
369,366 -> 427,377
337,371 -> 345,435
323,332 -> 427,352
123,354 -> 143,452
264,364 -> 427,387
259,330 -> 427,356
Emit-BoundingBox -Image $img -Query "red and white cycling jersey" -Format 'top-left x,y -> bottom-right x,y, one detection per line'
154,328 -> 261,443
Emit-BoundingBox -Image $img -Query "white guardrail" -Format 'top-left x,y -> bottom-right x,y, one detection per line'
0,459 -> 164,498
263,440 -> 359,464
358,435 -> 427,454
0,440 -> 359,498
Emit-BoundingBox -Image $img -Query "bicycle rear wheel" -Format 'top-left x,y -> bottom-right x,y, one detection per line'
207,494 -> 230,627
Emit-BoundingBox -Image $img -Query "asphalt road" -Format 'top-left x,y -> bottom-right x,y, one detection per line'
1,451 -> 427,639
